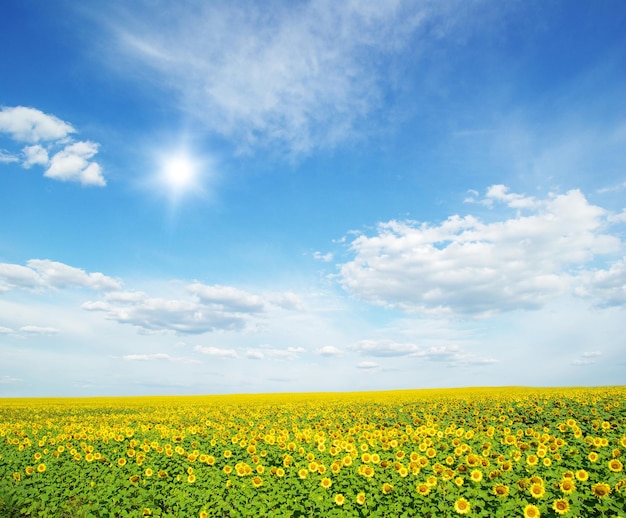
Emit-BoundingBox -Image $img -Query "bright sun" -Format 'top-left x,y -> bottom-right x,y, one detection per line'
162,153 -> 197,192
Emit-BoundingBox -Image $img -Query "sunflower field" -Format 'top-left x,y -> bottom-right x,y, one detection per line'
1,387 -> 625,517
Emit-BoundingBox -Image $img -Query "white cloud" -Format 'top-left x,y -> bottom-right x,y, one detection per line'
45,141 -> 105,186
22,144 -> 49,168
356,361 -> 379,370
351,339 -> 421,357
20,326 -> 60,335
268,292 -> 305,311
316,345 -> 343,356
0,106 -> 105,186
246,349 -> 264,360
339,186 -> 624,315
0,106 -> 75,143
83,295 -> 251,335
245,346 -> 306,361
0,259 -> 121,292
575,258 -> 626,307
83,283 -> 299,334
193,345 -> 238,359
187,283 -> 265,313
314,251 -> 334,262
0,326 -> 14,334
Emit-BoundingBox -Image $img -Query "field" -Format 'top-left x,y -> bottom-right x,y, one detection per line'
1,387 -> 625,517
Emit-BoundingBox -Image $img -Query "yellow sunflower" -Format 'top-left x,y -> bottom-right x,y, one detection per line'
591,483 -> 611,498
454,498 -> 470,515
552,499 -> 570,515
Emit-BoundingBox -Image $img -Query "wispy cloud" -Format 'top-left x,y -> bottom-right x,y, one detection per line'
572,351 -> 602,366
0,375 -> 22,384
86,1 -> 472,156
19,326 -> 60,335
193,345 -> 238,359
123,352 -> 200,364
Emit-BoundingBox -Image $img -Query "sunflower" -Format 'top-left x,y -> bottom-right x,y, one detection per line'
416,483 -> 431,496
37,463 -> 46,473
608,459 -> 623,472
575,469 -> 589,481
454,498 -> 470,515
199,512 -> 208,518
530,483 -> 545,499
382,483 -> 393,495
552,499 -> 570,515
356,492 -> 366,505
526,455 -> 539,466
145,468 -> 153,477
559,479 -> 575,494
523,504 -> 540,518
591,483 -> 611,498
588,452 -> 599,463
334,494 -> 345,506
298,468 -> 308,479
187,474 -> 196,483
251,476 -> 262,488
493,484 -> 509,497
320,477 -> 332,489
470,469 -> 483,483
117,458 -> 127,467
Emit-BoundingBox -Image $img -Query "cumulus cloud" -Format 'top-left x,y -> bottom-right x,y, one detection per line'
193,345 -> 238,359
356,361 -> 379,370
44,141 -> 105,186
575,258 -> 626,307
187,283 -> 265,313
339,186 -> 624,315
316,345 -> 343,356
0,106 -> 75,143
22,145 -> 49,168
0,326 -> 14,334
0,106 -> 104,186
246,349 -> 265,360
82,282 -> 297,335
0,259 -> 121,292
83,295 -> 250,334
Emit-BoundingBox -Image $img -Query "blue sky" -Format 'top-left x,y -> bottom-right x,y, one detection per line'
1,0 -> 625,396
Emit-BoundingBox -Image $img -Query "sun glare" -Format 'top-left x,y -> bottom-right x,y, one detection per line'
162,153 -> 197,192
